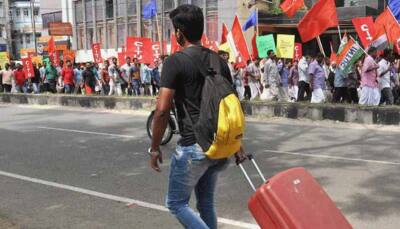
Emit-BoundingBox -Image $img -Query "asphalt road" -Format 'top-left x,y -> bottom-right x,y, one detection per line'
0,104 -> 399,229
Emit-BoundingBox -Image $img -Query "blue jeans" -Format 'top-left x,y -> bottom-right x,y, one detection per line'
166,144 -> 228,229
64,84 -> 74,94
132,79 -> 141,96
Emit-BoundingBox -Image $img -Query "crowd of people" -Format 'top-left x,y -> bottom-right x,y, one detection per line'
1,46 -> 399,106
0,56 -> 165,97
219,47 -> 400,106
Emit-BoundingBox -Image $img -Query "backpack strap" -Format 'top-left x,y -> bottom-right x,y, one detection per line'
181,46 -> 221,78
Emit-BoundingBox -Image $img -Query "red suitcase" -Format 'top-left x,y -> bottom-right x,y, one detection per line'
239,156 -> 353,229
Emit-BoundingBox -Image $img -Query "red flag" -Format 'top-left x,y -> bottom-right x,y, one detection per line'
329,42 -> 337,63
151,41 -> 166,65
118,52 -> 127,66
48,36 -> 55,53
63,50 -> 75,63
231,15 -> 250,67
21,58 -> 34,79
221,23 -> 229,44
54,51 -> 60,66
352,17 -> 375,48
298,0 -> 338,43
375,9 -> 400,45
280,0 -> 305,18
293,43 -> 302,60
125,37 -> 153,64
170,33 -> 182,54
251,32 -> 258,60
91,43 -> 103,64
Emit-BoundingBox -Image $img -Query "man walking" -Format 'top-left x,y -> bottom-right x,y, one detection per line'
309,53 -> 327,103
45,61 -> 58,93
332,62 -> 348,103
378,49 -> 394,105
263,50 -> 280,101
149,5 -> 246,229
359,47 -> 380,106
297,55 -> 311,101
1,63 -> 13,93
61,60 -> 75,94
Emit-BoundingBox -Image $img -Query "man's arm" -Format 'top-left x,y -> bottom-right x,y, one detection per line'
150,88 -> 175,172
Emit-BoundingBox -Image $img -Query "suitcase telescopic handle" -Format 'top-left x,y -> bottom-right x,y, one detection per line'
238,154 -> 267,191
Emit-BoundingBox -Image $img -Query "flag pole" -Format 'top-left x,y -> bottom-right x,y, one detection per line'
316,36 -> 326,57
235,14 -> 253,63
256,7 -> 259,36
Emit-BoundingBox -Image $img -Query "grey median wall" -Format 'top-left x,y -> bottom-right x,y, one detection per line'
1,94 -> 400,126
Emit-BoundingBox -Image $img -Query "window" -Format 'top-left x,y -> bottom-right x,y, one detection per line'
16,8 -> 20,17
19,34 -> 23,44
85,0 -> 92,22
117,0 -> 126,17
26,34 -> 30,44
106,0 -> 113,19
23,9 -> 29,17
128,0 -> 136,16
34,8 -> 39,16
95,0 -> 104,21
75,1 -> 83,23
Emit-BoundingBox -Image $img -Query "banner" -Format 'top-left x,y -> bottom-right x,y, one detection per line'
256,35 -> 276,58
126,37 -> 153,64
336,39 -> 364,74
276,34 -> 295,58
21,58 -> 34,79
352,17 -> 375,48
219,42 -> 236,63
0,52 -> 8,69
118,52 -> 127,66
91,43 -> 103,64
293,43 -> 302,60
54,51 -> 60,66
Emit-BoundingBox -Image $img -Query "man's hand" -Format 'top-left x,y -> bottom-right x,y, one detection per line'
235,147 -> 248,165
149,149 -> 163,172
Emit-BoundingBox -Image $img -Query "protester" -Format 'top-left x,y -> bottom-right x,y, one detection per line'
309,53 -> 326,103
31,63 -> 41,94
279,60 -> 291,102
332,62 -> 348,103
101,60 -> 111,95
1,63 -> 13,93
45,61 -> 58,93
108,57 -> 122,96
120,57 -> 133,95
297,55 -> 311,101
378,49 -> 394,105
82,62 -> 96,95
263,50 -> 280,101
359,47 -> 380,106
131,61 -> 141,96
61,60 -> 75,94
74,64 -> 83,94
142,63 -> 153,96
151,61 -> 161,96
288,60 -> 299,101
13,64 -> 26,93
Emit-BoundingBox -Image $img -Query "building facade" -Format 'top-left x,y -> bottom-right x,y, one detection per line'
9,0 -> 42,58
72,0 -> 221,51
0,0 -> 11,52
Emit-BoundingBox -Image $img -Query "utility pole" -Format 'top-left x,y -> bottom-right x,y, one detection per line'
30,0 -> 37,54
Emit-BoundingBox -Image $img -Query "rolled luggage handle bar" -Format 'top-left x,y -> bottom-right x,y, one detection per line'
238,154 -> 266,192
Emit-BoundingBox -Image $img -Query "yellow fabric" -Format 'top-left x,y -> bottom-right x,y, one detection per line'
206,94 -> 245,159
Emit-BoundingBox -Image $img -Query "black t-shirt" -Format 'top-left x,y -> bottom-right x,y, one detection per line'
160,46 -> 232,146
82,69 -> 96,87
31,67 -> 41,84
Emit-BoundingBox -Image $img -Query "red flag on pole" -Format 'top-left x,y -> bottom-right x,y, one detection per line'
221,23 -> 229,44
293,43 -> 302,60
375,9 -> 400,45
251,32 -> 258,60
126,37 -> 153,64
91,43 -> 103,64
280,0 -> 305,18
231,15 -> 250,67
298,0 -> 338,43
48,36 -> 56,62
21,58 -> 34,79
351,17 -> 375,48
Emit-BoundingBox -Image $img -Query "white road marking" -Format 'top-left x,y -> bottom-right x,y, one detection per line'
0,170 -> 258,229
37,126 -> 400,166
264,150 -> 400,166
37,126 -> 136,138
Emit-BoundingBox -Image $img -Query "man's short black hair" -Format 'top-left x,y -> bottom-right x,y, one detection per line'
267,50 -> 274,56
382,48 -> 392,58
169,4 -> 204,42
218,50 -> 228,56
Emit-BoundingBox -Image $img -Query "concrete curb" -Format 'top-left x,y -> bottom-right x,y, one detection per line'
1,93 -> 400,125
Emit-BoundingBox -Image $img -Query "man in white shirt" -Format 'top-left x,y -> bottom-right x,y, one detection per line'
263,50 -> 280,101
297,56 -> 311,101
378,49 -> 394,105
